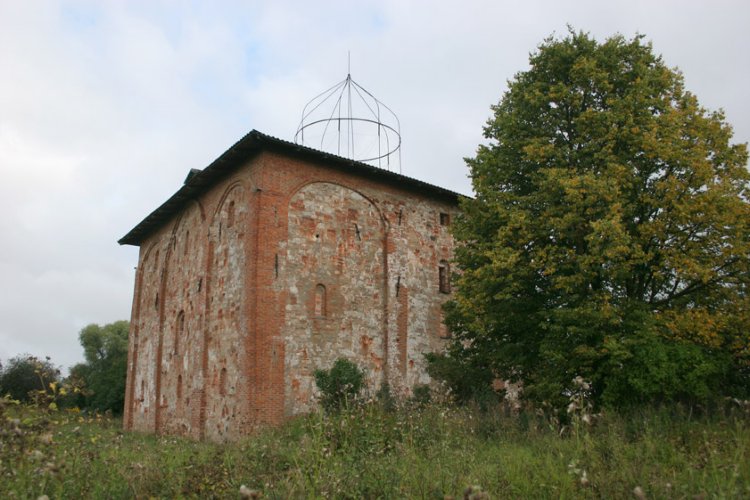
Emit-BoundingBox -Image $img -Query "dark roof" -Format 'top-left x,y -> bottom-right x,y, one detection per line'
119,130 -> 463,246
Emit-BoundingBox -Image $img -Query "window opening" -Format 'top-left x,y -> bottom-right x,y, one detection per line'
184,230 -> 190,256
219,367 -> 227,396
227,200 -> 236,228
438,261 -> 451,293
440,213 -> 450,226
175,310 -> 185,356
177,374 -> 183,400
314,284 -> 327,318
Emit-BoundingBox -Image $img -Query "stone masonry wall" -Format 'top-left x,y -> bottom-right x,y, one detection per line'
124,149 -> 458,440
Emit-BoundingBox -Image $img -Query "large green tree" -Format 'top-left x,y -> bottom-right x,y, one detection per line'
71,320 -> 129,413
443,30 -> 750,408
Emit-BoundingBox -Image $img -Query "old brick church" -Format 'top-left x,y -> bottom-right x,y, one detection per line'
119,130 -> 460,441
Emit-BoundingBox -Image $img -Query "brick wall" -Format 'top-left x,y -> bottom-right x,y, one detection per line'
124,150 -> 458,440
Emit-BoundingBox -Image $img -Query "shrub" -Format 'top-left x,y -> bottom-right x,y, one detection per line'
411,384 -> 432,406
424,352 -> 498,408
314,358 -> 365,412
0,355 -> 60,402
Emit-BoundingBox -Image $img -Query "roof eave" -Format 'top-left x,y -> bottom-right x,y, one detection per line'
119,130 -> 463,246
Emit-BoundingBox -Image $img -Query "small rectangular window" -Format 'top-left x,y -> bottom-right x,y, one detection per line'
439,262 -> 451,293
440,212 -> 450,226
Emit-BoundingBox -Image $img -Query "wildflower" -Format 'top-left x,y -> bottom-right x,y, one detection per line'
463,485 -> 488,500
581,414 -> 591,425
633,486 -> 646,499
580,471 -> 589,487
239,484 -> 261,498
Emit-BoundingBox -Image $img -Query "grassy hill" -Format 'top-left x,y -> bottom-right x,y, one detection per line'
1,396 -> 748,498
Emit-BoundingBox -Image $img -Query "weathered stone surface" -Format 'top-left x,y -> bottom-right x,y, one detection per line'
123,148 -> 458,441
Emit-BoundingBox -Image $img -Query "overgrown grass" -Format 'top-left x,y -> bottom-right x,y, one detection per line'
1,396 -> 748,498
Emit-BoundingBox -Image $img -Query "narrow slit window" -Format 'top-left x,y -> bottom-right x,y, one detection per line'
314,284 -> 327,318
219,367 -> 227,396
175,310 -> 185,356
183,230 -> 190,256
177,374 -> 183,400
438,261 -> 451,294
227,200 -> 236,228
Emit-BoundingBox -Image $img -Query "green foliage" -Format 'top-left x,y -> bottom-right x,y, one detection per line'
314,358 -> 365,412
0,355 -> 60,402
74,320 -> 129,413
425,352 -> 497,407
599,330 -> 733,407
375,382 -> 396,412
410,384 -> 432,406
446,29 -> 750,409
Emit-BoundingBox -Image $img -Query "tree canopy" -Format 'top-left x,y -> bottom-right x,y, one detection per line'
71,320 -> 129,413
442,30 -> 750,408
0,355 -> 60,402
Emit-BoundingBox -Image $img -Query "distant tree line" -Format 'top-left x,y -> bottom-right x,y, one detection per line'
0,320 -> 129,414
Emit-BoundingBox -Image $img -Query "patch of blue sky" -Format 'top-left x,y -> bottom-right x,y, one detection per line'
59,2 -> 100,32
242,44 -> 265,86
188,72 -> 246,127
368,11 -> 386,31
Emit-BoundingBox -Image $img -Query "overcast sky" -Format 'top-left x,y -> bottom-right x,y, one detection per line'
1,0 -> 748,371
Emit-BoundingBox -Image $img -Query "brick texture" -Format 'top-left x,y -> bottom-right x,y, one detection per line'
123,150 -> 458,441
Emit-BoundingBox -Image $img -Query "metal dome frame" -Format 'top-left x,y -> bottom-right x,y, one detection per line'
294,72 -> 401,172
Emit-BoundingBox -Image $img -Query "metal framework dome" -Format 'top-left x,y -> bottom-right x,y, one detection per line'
294,71 -> 401,172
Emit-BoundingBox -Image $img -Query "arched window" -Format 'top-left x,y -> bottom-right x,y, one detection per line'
438,261 -> 451,294
314,284 -> 327,318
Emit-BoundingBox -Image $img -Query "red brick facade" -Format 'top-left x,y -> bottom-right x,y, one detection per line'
120,131 -> 459,441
